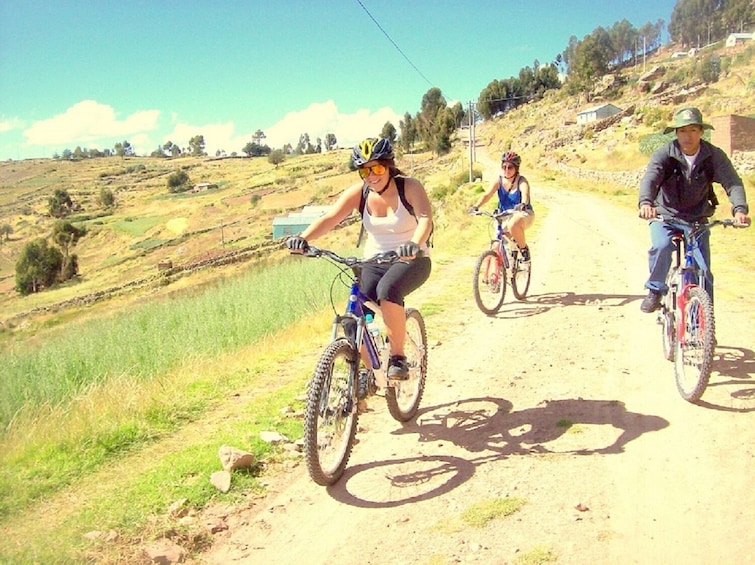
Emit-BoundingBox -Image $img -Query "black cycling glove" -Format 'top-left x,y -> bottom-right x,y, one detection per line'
286,236 -> 309,252
396,241 -> 420,258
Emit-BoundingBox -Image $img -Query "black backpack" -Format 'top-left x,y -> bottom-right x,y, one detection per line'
356,176 -> 433,247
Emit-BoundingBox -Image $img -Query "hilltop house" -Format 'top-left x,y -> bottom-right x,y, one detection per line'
726,32 -> 753,48
576,103 -> 622,125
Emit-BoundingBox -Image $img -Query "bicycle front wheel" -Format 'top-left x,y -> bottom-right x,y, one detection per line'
473,249 -> 506,315
511,256 -> 531,300
385,308 -> 427,422
303,338 -> 359,485
674,286 -> 715,402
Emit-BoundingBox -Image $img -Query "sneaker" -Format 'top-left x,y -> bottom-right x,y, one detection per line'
519,246 -> 531,262
387,355 -> 409,380
640,290 -> 662,313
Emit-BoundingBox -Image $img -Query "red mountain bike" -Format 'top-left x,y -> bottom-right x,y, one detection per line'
652,216 -> 748,402
470,209 -> 532,315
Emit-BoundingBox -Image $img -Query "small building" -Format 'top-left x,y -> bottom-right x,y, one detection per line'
710,114 -> 755,156
577,103 -> 622,125
192,182 -> 218,193
725,32 -> 753,48
272,206 -> 332,239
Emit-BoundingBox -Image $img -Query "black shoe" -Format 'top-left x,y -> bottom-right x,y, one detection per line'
387,355 -> 409,380
640,290 -> 662,313
519,246 -> 531,262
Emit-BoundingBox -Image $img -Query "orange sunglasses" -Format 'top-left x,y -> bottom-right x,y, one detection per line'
358,163 -> 387,179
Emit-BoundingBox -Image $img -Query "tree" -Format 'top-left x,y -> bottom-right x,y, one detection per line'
297,133 -> 314,154
114,140 -> 133,158
381,122 -> 397,143
324,133 -> 337,150
52,220 -> 85,280
15,238 -> 64,295
99,187 -> 115,209
48,189 -> 73,218
188,135 -> 206,156
268,149 -> 285,167
243,141 -> 271,157
399,112 -> 418,152
252,129 -> 266,146
417,87 -> 447,148
167,169 -> 191,192
0,223 -> 13,241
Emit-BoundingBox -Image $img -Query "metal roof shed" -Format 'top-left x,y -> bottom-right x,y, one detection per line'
272,206 -> 332,239
577,103 -> 622,125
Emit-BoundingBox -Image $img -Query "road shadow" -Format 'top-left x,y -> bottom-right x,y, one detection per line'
328,396 -> 668,507
489,292 -> 644,319
406,396 -> 668,456
694,345 -> 755,412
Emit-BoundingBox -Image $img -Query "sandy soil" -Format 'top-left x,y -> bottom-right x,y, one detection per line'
192,185 -> 755,565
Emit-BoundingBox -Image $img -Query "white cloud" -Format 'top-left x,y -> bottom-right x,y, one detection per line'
263,100 -> 403,150
161,120 -> 246,156
10,99 -> 404,158
23,100 -> 159,146
0,117 -> 24,133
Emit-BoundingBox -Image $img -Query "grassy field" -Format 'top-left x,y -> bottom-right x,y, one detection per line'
0,40 -> 753,563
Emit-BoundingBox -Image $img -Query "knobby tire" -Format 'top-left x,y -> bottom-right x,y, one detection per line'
385,308 -> 427,422
674,286 -> 715,402
473,249 -> 506,315
303,338 -> 359,485
511,256 -> 532,300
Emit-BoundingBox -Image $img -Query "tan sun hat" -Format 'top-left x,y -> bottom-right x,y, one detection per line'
663,107 -> 714,134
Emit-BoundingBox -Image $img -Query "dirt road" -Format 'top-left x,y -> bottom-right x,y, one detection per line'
196,186 -> 755,565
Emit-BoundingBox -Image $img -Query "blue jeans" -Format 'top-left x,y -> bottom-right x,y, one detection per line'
645,220 -> 713,302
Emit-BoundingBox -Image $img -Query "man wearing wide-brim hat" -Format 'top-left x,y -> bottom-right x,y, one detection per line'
637,107 -> 750,314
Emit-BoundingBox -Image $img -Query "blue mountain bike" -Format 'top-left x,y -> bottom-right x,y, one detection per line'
297,246 -> 428,485
653,216 -> 748,402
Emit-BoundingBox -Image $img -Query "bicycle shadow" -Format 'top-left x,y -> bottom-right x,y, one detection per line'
694,345 -> 755,412
328,396 -> 668,507
490,292 -> 644,319
407,396 -> 668,456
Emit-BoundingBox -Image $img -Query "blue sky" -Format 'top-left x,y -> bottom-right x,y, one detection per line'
0,0 -> 677,160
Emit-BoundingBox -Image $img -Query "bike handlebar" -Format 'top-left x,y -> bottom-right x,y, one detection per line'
649,215 -> 750,229
301,246 -> 403,266
470,209 -> 516,221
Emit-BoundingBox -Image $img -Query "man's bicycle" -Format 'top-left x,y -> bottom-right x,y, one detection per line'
297,246 -> 428,485
652,216 -> 748,402
470,209 -> 532,315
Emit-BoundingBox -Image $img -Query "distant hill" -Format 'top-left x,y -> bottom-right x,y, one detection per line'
1,39 -> 754,340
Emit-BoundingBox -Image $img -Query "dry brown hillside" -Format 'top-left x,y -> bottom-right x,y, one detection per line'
1,39 -> 754,342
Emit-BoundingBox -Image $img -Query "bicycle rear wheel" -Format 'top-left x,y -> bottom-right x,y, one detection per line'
511,255 -> 531,300
674,286 -> 715,402
303,338 -> 359,485
385,308 -> 427,422
473,249 -> 506,315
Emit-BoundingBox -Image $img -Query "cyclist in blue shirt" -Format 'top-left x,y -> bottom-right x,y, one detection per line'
470,151 -> 535,261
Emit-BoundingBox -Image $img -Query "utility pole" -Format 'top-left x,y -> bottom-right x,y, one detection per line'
468,100 -> 475,183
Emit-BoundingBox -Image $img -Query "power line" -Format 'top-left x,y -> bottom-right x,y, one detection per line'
354,0 -> 435,88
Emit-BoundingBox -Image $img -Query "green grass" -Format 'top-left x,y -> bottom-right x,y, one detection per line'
514,546 -> 558,564
0,255 -> 337,524
461,497 -> 527,528
109,215 -> 166,237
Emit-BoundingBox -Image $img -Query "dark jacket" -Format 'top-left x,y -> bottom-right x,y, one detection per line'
638,139 -> 748,221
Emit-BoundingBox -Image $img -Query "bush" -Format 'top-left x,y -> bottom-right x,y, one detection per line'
166,169 -> 190,193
